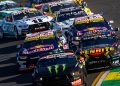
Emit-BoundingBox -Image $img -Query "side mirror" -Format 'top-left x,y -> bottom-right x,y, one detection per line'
114,27 -> 119,31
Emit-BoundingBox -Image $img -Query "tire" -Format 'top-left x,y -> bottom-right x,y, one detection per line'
32,82 -> 37,86
80,66 -> 87,86
14,26 -> 19,39
0,27 -> 4,39
64,32 -> 71,42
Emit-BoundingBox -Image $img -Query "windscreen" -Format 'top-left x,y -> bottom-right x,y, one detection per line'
13,12 -> 26,20
33,0 -> 55,4
13,11 -> 42,20
23,38 -> 58,49
57,10 -> 87,22
38,56 -> 77,67
74,21 -> 111,31
80,36 -> 116,48
26,11 -> 42,18
51,2 -> 78,13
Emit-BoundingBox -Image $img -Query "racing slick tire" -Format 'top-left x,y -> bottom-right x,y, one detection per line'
64,31 -> 71,42
14,26 -> 19,39
32,82 -> 37,86
80,66 -> 87,86
0,27 -> 4,39
32,81 -> 42,86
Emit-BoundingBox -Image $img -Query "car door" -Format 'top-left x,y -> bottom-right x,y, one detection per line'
2,15 -> 14,34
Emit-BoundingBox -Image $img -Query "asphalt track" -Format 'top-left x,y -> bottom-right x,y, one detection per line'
0,0 -> 120,86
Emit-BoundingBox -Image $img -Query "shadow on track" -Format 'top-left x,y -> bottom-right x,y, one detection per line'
0,38 -> 23,44
0,45 -> 19,54
0,56 -> 32,86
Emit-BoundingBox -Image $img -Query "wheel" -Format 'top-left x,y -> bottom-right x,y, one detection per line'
80,66 -> 87,86
0,28 -> 4,39
14,26 -> 19,39
64,32 -> 71,42
32,82 -> 37,86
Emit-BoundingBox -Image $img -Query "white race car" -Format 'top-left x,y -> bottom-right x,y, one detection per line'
0,7 -> 53,39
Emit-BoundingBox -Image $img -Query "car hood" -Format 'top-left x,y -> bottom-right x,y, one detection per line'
36,63 -> 78,77
15,16 -> 53,26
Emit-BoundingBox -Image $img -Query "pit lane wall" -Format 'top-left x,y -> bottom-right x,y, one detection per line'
101,67 -> 120,86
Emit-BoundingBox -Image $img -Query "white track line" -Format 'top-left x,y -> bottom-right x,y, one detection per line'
96,70 -> 110,86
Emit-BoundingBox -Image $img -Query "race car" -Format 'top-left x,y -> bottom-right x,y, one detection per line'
0,0 -> 17,11
32,51 -> 87,86
64,14 -> 118,45
41,0 -> 92,17
31,0 -> 57,9
16,30 -> 68,71
51,7 -> 88,34
0,7 -> 53,39
75,29 -> 120,70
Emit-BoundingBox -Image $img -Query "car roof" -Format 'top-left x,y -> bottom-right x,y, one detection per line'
0,7 -> 28,14
47,0 -> 74,7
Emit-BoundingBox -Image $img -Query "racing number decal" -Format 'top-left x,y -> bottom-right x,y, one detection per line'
3,24 -> 14,32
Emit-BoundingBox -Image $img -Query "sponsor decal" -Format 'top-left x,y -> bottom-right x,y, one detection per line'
23,44 -> 55,54
25,31 -> 54,42
88,60 -> 106,64
41,53 -> 74,59
77,27 -> 108,36
80,47 -> 114,55
75,14 -> 104,24
47,64 -> 66,74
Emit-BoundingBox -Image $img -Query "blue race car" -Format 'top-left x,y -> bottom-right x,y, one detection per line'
16,30 -> 59,71
16,30 -> 68,71
64,14 -> 118,46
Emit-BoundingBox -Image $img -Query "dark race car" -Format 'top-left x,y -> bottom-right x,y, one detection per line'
32,51 -> 87,86
75,29 -> 120,71
65,14 -> 119,50
16,30 -> 60,71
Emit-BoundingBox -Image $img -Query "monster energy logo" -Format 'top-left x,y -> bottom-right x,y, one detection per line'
47,64 -> 66,74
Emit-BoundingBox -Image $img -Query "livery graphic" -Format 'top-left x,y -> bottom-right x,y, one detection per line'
47,64 -> 66,74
